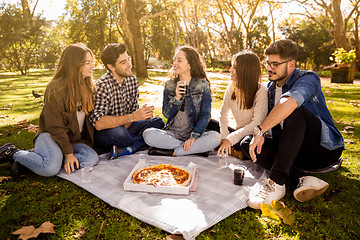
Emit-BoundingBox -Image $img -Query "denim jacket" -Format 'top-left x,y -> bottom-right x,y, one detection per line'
267,68 -> 344,150
163,77 -> 212,139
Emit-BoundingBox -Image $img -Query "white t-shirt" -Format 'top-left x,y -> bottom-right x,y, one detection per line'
76,107 -> 86,133
275,84 -> 284,128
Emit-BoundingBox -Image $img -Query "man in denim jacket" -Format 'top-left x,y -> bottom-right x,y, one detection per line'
241,39 -> 344,209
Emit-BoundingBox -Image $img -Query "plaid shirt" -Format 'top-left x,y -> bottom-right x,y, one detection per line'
89,71 -> 139,125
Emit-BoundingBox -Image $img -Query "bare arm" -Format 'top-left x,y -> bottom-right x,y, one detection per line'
260,96 -> 297,132
94,105 -> 155,131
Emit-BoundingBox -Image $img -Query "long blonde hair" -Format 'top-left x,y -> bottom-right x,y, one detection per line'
231,50 -> 261,109
48,43 -> 96,114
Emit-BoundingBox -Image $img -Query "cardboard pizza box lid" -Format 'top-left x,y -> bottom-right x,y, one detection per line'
123,160 -> 197,195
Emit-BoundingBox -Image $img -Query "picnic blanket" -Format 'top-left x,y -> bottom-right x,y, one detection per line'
58,151 -> 266,239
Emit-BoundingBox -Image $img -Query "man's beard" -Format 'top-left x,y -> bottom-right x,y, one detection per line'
115,68 -> 132,78
268,68 -> 288,82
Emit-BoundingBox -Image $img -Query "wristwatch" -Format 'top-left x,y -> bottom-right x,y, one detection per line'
254,125 -> 265,137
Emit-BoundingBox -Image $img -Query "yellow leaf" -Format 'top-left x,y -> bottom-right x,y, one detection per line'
260,203 -> 280,220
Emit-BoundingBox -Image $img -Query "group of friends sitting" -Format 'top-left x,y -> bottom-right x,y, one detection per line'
0,39 -> 344,209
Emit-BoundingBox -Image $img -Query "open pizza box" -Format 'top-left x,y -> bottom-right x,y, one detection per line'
123,160 -> 198,195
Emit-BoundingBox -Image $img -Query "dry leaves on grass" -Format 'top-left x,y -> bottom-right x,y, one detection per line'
0,176 -> 12,182
13,120 -> 39,133
342,126 -> 354,134
344,139 -> 357,144
11,221 -> 55,240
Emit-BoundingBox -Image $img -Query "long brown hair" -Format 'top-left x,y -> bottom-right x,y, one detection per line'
48,43 -> 95,114
170,45 -> 210,84
231,50 -> 261,109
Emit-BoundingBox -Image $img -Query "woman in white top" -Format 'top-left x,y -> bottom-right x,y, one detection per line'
217,50 -> 268,157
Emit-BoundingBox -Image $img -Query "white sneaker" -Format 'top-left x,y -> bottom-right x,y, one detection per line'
247,178 -> 286,209
293,176 -> 329,202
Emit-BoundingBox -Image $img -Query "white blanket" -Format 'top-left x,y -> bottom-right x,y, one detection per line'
58,151 -> 265,240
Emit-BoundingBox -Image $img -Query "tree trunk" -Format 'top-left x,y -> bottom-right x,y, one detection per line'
354,9 -> 360,71
332,0 -> 351,50
125,0 -> 147,78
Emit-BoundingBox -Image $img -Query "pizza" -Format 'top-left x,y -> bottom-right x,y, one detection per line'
132,164 -> 191,187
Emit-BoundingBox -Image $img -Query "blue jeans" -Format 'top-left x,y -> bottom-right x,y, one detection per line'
12,132 -> 99,177
143,128 -> 221,156
94,117 -> 165,152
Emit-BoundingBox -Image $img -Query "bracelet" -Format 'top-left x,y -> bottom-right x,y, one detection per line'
257,125 -> 263,131
254,125 -> 265,137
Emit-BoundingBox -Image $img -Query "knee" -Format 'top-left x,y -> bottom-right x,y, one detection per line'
86,149 -> 99,166
40,159 -> 63,177
150,117 -> 165,129
207,131 -> 222,148
143,128 -> 157,145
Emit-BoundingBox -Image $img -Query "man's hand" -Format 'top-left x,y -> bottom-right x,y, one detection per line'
217,139 -> 232,157
133,105 -> 155,121
249,135 -> 265,162
64,153 -> 79,174
182,137 -> 196,152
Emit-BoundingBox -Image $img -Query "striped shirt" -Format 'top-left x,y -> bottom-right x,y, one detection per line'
89,71 -> 139,125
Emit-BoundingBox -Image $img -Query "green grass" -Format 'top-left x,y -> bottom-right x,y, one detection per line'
1,70 -> 360,239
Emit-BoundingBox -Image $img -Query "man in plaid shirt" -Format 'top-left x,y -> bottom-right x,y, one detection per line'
90,43 -> 164,159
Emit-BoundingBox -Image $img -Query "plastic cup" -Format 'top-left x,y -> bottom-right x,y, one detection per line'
233,166 -> 246,185
218,155 -> 228,169
80,162 -> 93,183
179,81 -> 189,96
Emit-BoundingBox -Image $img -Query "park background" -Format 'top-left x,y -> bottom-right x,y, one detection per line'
0,0 -> 360,239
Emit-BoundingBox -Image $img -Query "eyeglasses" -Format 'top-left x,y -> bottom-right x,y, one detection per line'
263,59 -> 292,69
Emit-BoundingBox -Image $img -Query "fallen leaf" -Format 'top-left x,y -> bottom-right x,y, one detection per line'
26,124 -> 39,133
36,222 -> 56,234
344,139 -> 356,144
0,176 -> 12,182
12,226 -> 39,240
271,200 -> 295,225
11,221 -> 56,240
0,115 -> 9,119
260,203 -> 280,221
166,234 -> 185,240
260,200 -> 294,225
345,126 -> 354,130
341,121 -> 355,125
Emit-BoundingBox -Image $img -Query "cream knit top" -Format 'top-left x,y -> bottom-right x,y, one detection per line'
219,83 -> 268,145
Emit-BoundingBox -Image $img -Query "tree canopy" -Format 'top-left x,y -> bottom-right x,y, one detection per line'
1,0 -> 360,74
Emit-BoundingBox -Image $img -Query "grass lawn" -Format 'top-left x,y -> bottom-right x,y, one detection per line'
0,70 -> 359,239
